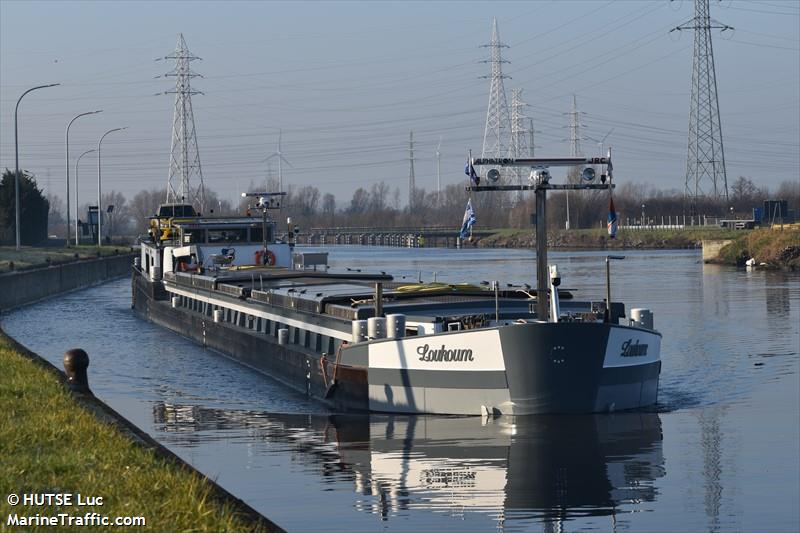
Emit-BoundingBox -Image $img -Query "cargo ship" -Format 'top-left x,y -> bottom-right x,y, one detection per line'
132,155 -> 662,415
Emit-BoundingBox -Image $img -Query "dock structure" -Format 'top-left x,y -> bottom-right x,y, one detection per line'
282,226 -> 495,248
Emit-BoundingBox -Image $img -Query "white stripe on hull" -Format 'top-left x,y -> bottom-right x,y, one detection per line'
166,285 -> 352,341
367,329 -> 509,413
369,329 -> 505,371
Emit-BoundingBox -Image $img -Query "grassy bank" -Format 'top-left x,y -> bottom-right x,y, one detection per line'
0,330 -> 274,531
713,228 -> 800,269
0,246 -> 131,273
476,227 -> 742,250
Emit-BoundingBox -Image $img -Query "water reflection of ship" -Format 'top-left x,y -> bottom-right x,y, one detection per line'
153,403 -> 664,525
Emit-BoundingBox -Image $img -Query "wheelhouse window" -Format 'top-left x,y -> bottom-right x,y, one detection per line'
207,228 -> 247,243
249,226 -> 274,243
182,229 -> 206,244
158,204 -> 197,218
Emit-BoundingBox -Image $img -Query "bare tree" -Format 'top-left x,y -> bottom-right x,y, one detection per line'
776,180 -> 800,207
204,188 -> 235,216
102,190 -> 133,236
46,193 -> 66,237
731,176 -> 757,202
130,187 -> 167,232
348,188 -> 370,215
322,193 -> 336,216
294,185 -> 320,216
369,182 -> 390,212
118,174 -> 790,235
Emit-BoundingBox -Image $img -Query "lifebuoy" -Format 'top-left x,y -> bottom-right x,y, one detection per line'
255,250 -> 277,266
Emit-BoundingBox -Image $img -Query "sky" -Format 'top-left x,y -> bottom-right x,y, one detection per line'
1,0 -> 798,214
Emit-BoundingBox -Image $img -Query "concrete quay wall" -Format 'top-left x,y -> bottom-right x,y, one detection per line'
0,254 -> 134,311
701,239 -> 734,262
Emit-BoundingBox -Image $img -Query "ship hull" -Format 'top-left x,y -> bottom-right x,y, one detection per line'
132,268 -> 660,415
355,322 -> 660,415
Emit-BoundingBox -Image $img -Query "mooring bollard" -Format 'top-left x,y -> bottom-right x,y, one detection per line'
63,348 -> 91,394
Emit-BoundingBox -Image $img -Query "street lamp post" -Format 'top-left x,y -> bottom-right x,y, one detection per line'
65,110 -> 102,246
97,127 -> 127,247
74,149 -> 96,245
14,83 -> 60,250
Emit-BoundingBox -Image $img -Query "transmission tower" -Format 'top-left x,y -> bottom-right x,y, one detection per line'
480,18 -> 512,181
528,118 -> 536,157
673,0 -> 731,210
567,94 -> 584,183
510,89 -> 530,195
163,33 -> 205,211
568,94 -> 582,159
408,130 -> 416,212
562,95 -> 585,230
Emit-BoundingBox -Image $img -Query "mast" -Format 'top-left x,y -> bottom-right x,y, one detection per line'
470,156 -> 612,320
535,185 -> 548,319
241,191 -> 287,261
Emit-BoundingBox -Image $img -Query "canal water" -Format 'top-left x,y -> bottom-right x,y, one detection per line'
3,247 -> 798,532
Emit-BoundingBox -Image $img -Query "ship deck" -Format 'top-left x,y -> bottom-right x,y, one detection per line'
163,266 -> 603,323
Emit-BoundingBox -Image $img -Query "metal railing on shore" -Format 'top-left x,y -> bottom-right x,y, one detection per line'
619,224 -> 689,231
309,225 -> 459,235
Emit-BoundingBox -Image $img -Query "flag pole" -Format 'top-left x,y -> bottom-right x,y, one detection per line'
606,147 -> 618,239
468,149 -> 473,241
468,149 -> 472,193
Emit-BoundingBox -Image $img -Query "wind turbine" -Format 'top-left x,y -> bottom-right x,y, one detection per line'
263,129 -> 292,192
264,160 -> 274,192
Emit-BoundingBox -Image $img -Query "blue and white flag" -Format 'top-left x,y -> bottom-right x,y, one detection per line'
607,195 -> 618,239
460,199 -> 476,239
464,160 -> 480,187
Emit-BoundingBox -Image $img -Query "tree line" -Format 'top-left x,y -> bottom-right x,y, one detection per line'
2,168 -> 797,244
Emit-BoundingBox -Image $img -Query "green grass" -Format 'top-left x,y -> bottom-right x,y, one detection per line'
0,246 -> 132,273
563,227 -> 740,239
0,330 -> 273,532
477,227 -> 743,249
715,228 -> 800,268
481,228 -> 524,237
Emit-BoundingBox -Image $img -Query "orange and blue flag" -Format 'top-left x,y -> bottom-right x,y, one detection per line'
607,196 -> 618,239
